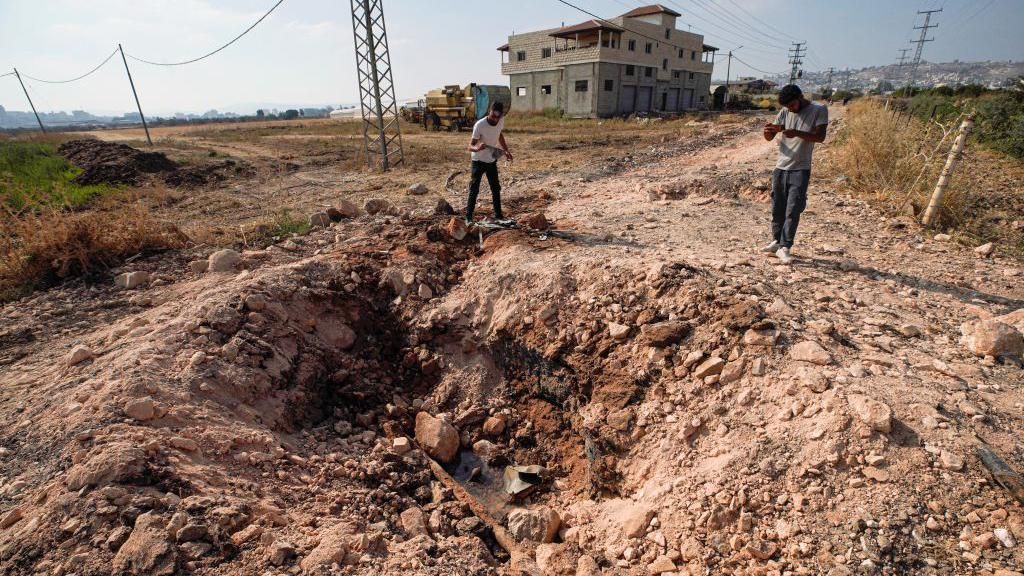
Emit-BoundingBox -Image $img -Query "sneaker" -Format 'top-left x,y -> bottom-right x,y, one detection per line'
761,240 -> 780,253
776,247 -> 794,264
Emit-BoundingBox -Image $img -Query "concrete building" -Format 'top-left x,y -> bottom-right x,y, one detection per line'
499,4 -> 716,117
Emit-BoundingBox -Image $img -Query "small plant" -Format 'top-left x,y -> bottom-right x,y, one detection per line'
0,140 -> 117,211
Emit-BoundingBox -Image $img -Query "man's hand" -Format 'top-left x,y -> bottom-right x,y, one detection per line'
782,129 -> 801,138
469,141 -> 487,152
763,123 -> 780,141
503,149 -> 513,163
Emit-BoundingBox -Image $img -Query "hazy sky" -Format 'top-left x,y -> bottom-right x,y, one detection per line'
0,0 -> 1021,115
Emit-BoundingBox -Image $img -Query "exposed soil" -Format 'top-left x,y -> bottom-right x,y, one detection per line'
58,139 -> 253,188
2,110 -> 1023,576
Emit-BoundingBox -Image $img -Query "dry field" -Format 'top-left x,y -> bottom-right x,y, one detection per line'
1,109 -> 1023,576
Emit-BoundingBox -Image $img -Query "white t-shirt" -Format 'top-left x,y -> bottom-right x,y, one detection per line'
471,117 -> 504,163
774,102 -> 828,171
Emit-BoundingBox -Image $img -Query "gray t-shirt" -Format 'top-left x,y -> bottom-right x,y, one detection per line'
774,102 -> 828,171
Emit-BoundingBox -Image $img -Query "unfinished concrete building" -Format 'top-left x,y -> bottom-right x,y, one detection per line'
498,4 -> 716,117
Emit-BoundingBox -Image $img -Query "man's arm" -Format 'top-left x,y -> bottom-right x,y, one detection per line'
468,136 -> 486,152
498,133 -> 513,161
782,123 -> 827,143
763,123 -> 781,141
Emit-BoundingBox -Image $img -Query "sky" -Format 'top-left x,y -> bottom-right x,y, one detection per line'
0,0 -> 1021,116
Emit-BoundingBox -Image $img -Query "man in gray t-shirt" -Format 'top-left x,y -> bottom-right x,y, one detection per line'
761,84 -> 828,264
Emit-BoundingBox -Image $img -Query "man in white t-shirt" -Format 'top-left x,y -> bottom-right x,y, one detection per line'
761,84 -> 828,264
466,101 -> 513,223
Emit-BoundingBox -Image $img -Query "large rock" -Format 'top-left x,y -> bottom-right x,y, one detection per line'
336,199 -> 361,218
408,182 -> 428,195
301,523 -> 354,570
507,506 -> 560,543
608,322 -> 631,340
364,198 -> 394,215
848,394 -> 893,433
400,507 -> 430,537
112,512 -> 176,576
622,505 -> 655,539
414,412 -> 460,463
115,271 -> 150,290
446,217 -> 468,241
67,345 -> 94,366
640,321 -> 688,346
743,328 -> 780,347
995,308 -> 1024,334
124,396 -> 156,421
269,540 -> 296,566
66,441 -> 147,490
960,319 -> 1024,358
790,341 -> 833,365
309,212 -> 331,227
523,212 -> 549,230
207,249 -> 241,272
692,356 -> 725,379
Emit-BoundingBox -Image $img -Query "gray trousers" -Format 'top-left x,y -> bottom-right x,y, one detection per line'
771,168 -> 810,248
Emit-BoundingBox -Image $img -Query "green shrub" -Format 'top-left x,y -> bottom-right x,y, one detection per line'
0,140 -> 116,211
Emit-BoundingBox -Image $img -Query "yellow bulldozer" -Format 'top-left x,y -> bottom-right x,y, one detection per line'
404,83 -> 511,131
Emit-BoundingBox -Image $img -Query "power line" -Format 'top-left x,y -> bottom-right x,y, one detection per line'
691,0 -> 791,49
719,0 -> 799,41
127,0 -> 285,66
0,71 -> 16,78
664,0 -> 789,52
18,47 -> 119,84
731,54 -> 781,76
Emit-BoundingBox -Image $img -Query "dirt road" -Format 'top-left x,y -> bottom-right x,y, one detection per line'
1,111 -> 1022,575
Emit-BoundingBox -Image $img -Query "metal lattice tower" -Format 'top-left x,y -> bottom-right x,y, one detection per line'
787,42 -> 806,84
350,0 -> 403,170
906,9 -> 941,96
893,48 -> 911,88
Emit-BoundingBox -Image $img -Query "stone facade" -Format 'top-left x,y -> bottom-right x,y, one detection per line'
500,9 -> 715,117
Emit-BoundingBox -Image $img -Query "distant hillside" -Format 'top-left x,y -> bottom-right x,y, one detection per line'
765,60 -> 1024,93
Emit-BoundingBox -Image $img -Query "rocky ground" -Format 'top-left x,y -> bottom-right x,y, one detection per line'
1,110 -> 1023,576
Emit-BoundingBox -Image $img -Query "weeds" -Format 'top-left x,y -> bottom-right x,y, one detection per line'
831,100 -> 1024,256
0,140 -> 117,211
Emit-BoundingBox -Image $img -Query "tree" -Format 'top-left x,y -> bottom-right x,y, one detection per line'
876,80 -> 894,93
256,109 -> 265,118
282,109 -> 299,120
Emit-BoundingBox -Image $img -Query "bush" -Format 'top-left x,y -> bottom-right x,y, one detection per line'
0,200 -> 186,301
973,91 -> 1024,159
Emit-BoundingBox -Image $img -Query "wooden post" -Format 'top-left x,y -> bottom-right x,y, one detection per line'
12,68 -> 45,133
118,44 -> 153,146
922,115 -> 973,226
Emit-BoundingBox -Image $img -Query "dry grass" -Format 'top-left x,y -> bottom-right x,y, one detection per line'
830,100 -> 1024,256
0,194 -> 187,302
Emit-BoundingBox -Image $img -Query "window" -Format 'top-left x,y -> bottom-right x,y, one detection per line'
691,51 -> 696,60
604,79 -> 614,91
541,85 -> 552,95
699,95 -> 706,103
625,65 -> 635,76
672,70 -> 680,78
689,72 -> 695,80
516,87 -> 527,96
628,39 -> 636,51
662,58 -> 668,70
665,28 -> 671,39
644,67 -> 653,77
678,48 -> 684,58
541,47 -> 551,58
516,51 -> 526,62
574,80 -> 588,92
645,42 -> 652,54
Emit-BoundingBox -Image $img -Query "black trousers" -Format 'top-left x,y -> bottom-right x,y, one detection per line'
467,160 -> 502,220
771,168 -> 810,248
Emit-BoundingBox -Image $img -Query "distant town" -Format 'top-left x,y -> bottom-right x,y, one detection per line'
1,59 -> 1021,130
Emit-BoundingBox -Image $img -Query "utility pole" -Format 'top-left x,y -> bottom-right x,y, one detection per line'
843,68 -> 851,91
922,115 -> 973,226
350,0 -> 404,170
788,42 -> 806,84
118,44 -> 152,146
906,9 -> 941,97
724,46 -> 742,107
825,67 -> 835,94
893,48 -> 910,93
12,68 -> 45,133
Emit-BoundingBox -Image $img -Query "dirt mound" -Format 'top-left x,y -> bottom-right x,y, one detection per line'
59,139 -> 252,188
59,139 -> 179,186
